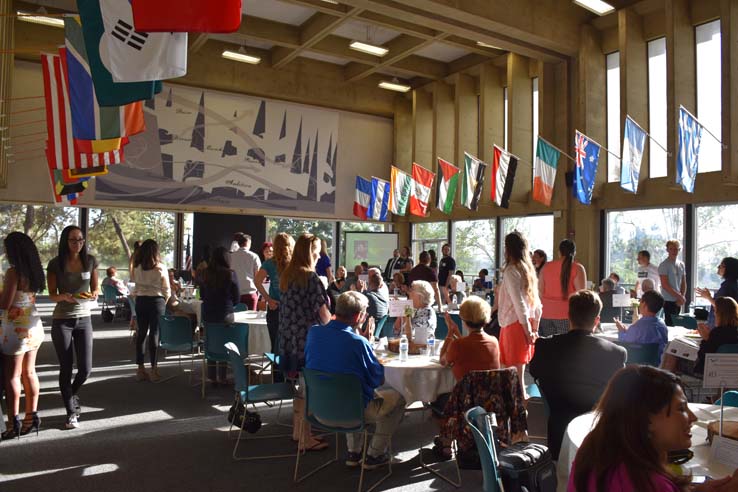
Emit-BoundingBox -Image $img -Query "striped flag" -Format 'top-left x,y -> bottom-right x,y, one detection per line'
435,157 -> 459,214
620,116 -> 646,193
369,177 -> 390,221
461,152 -> 486,210
532,137 -> 560,206
491,145 -> 518,209
677,106 -> 703,193
409,162 -> 435,217
353,176 -> 372,220
389,166 -> 412,216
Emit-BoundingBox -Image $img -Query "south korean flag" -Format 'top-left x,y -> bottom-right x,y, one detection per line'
98,0 -> 188,83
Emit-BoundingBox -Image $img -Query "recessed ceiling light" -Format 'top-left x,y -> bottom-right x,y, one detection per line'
573,0 -> 615,15
350,41 -> 388,57
222,49 -> 261,65
16,10 -> 64,28
476,41 -> 503,50
378,80 -> 411,93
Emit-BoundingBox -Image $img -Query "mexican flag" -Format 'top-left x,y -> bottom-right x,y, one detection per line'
435,157 -> 459,214
409,162 -> 435,217
461,152 -> 486,211
532,137 -> 560,206
389,166 -> 412,216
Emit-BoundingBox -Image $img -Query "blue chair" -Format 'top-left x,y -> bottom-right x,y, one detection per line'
225,342 -> 295,460
102,284 -> 128,322
671,314 -> 698,330
465,406 -> 504,492
715,390 -> 738,407
718,344 -> 738,354
613,341 -> 661,366
294,369 -> 392,492
233,303 -> 248,313
157,315 -> 197,383
374,315 -> 388,340
201,322 -> 249,399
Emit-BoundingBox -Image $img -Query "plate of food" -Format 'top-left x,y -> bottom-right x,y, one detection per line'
684,331 -> 702,339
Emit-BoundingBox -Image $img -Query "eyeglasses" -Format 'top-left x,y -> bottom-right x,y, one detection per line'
68,238 -> 85,244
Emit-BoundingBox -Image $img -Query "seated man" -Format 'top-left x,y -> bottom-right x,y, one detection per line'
363,269 -> 389,324
615,290 -> 668,360
472,269 -> 489,291
305,291 -> 406,470
598,277 -> 619,323
529,290 -> 626,460
102,266 -> 129,296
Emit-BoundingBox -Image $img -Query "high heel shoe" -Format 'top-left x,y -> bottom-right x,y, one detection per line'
1,415 -> 21,441
20,412 -> 41,436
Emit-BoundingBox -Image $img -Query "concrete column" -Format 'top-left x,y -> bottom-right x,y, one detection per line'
454,73 -> 478,187
506,53 -> 533,204
394,95 -> 413,169
412,88 -> 433,173
480,62 -> 505,202
433,81 -> 455,168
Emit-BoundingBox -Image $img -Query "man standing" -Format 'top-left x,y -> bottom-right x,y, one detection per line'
634,250 -> 661,298
230,232 -> 261,310
408,251 -> 442,308
658,239 -> 686,325
437,243 -> 456,304
383,249 -> 400,281
529,290 -> 626,459
305,292 -> 406,470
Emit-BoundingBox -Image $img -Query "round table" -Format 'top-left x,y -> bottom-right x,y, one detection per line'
556,404 -> 738,491
233,311 -> 272,356
379,351 -> 456,404
596,322 -> 692,342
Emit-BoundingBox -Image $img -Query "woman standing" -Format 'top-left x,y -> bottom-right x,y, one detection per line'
315,239 -> 334,284
132,240 -> 170,382
497,231 -> 541,399
255,233 -> 293,353
696,257 -> 738,330
279,233 -> 331,451
538,239 -> 586,337
47,225 -> 98,429
1,232 -> 45,439
532,249 -> 548,277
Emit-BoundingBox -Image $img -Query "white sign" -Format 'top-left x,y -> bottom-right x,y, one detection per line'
703,354 -> 738,389
457,282 -> 466,292
388,299 -> 413,317
359,274 -> 369,283
612,293 -> 631,308
711,435 -> 738,468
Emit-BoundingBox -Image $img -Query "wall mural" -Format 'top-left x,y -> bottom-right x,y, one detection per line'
95,84 -> 338,213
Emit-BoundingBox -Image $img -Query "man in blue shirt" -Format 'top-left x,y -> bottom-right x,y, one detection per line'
305,291 -> 406,470
615,290 -> 669,360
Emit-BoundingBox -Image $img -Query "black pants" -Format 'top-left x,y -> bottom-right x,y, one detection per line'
51,317 -> 93,416
136,296 -> 166,366
266,307 -> 279,354
663,301 -> 681,326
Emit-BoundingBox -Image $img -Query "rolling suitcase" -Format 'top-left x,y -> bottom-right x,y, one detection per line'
496,441 -> 557,492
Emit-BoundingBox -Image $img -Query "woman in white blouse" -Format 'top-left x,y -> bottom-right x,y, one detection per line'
497,231 -> 542,399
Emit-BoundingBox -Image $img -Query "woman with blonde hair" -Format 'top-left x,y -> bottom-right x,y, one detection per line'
255,233 -> 294,353
497,231 -> 542,398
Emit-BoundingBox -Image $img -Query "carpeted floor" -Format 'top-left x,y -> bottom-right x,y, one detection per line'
0,299 -> 547,492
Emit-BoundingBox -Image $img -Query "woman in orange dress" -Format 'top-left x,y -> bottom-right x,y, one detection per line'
538,239 -> 587,337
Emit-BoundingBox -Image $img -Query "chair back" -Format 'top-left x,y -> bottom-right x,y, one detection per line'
435,314 -> 448,340
464,406 -> 503,492
225,342 -> 249,393
614,341 -> 661,366
102,284 -> 120,303
671,314 -> 698,330
234,303 -> 248,312
715,390 -> 738,407
159,315 -> 193,351
204,322 -> 249,363
374,315 -> 389,338
718,344 -> 738,354
302,368 -> 365,433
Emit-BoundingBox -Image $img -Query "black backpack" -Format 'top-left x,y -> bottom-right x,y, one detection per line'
497,441 -> 557,492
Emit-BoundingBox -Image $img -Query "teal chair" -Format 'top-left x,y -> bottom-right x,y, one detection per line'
465,406 -> 504,492
671,314 -> 698,330
718,344 -> 738,354
715,390 -> 738,407
373,315 -> 388,340
158,315 -> 197,382
102,284 -> 127,322
613,341 -> 661,366
224,342 -> 295,460
201,322 -> 249,399
234,303 -> 248,312
294,369 -> 392,492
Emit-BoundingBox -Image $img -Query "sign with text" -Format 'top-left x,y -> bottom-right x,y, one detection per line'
703,354 -> 738,389
388,299 -> 413,317
612,293 -> 631,308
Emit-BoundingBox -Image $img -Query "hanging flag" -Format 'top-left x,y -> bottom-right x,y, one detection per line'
409,162 -> 435,217
435,158 -> 459,214
184,234 -> 192,271
369,177 -> 390,221
354,176 -> 372,220
461,152 -> 486,211
573,131 -> 601,205
76,0 -> 162,107
131,0 -> 242,33
677,107 -> 703,193
620,117 -> 647,193
491,145 -> 518,209
532,137 -> 560,206
389,166 -> 412,216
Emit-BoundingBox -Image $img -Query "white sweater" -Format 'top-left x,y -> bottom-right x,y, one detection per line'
497,265 -> 542,328
133,263 -> 171,300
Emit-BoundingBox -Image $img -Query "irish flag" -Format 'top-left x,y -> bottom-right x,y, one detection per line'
532,137 -> 560,206
409,162 -> 435,217
389,166 -> 412,216
435,158 -> 459,214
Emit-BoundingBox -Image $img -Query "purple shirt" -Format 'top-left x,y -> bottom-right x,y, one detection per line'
618,315 -> 668,359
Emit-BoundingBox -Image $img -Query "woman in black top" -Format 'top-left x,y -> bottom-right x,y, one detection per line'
695,296 -> 738,373
696,257 -> 738,329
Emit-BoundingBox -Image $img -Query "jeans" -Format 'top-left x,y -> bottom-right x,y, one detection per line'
663,301 -> 681,326
51,317 -> 93,416
344,387 -> 406,458
135,296 -> 166,366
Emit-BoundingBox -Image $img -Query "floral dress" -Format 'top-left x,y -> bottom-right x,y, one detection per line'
1,292 -> 44,356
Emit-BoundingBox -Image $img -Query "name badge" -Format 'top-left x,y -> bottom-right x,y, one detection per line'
81,271 -> 91,280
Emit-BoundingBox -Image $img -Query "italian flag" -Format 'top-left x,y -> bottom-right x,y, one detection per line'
532,137 -> 560,206
435,158 -> 459,214
389,166 -> 412,216
409,162 -> 435,217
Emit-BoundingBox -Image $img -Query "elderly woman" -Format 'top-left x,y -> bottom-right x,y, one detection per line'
393,280 -> 437,345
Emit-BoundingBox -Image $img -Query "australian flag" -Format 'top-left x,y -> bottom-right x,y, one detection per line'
677,106 -> 703,193
574,130 -> 601,205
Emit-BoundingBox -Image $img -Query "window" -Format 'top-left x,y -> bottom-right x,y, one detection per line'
182,212 -> 194,271
606,52 -> 621,182
696,20 -> 722,173
340,221 -> 390,267
695,204 -> 738,294
453,219 -> 496,278
503,86 -> 509,150
265,217 -> 335,258
411,222 -> 448,262
500,215 -> 554,261
532,77 -> 539,166
648,37 -> 667,178
605,207 -> 684,288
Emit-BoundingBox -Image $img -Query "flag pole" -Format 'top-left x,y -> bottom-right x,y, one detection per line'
625,115 -> 672,156
575,130 -> 621,160
679,105 -> 726,149
537,136 -> 578,164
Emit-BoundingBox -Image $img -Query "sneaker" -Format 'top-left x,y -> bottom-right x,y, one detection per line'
71,395 -> 81,417
345,452 -> 362,467
362,453 -> 390,470
65,414 -> 79,430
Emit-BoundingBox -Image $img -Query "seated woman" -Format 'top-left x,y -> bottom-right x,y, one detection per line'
393,280 -> 436,346
389,271 -> 409,298
569,365 -> 738,492
101,266 -> 129,296
472,269 -> 489,291
447,274 -> 467,305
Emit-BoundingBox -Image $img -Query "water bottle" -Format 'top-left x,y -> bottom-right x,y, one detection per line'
427,331 -> 435,357
394,287 -> 399,297
451,294 -> 457,308
399,333 -> 409,362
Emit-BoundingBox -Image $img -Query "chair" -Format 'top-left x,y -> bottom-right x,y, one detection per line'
234,303 -> 248,313
465,407 -> 505,492
613,341 -> 661,366
374,315 -> 388,340
671,314 -> 698,330
157,315 -> 197,383
102,284 -> 128,322
294,369 -> 392,492
718,344 -> 738,354
224,342 -> 295,460
201,322 -> 249,399
715,390 -> 738,407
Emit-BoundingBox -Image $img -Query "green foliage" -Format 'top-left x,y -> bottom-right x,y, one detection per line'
266,217 -> 334,252
454,219 -> 496,276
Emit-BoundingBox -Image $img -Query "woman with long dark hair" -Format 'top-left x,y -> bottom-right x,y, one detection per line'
255,233 -> 294,353
532,249 -> 547,277
1,232 -> 45,439
696,256 -> 738,330
47,225 -> 98,429
132,239 -> 170,382
539,239 -> 587,337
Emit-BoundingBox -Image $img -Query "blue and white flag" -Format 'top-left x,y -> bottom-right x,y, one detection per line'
677,106 -> 703,193
370,177 -> 390,221
353,176 -> 372,220
574,130 -> 601,205
620,116 -> 646,193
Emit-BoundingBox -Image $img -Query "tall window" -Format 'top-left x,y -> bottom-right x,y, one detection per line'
503,87 -> 509,150
182,212 -> 194,271
606,52 -> 621,182
411,222 -> 448,262
695,204 -> 738,294
453,219 -> 496,278
500,215 -> 554,261
696,20 -> 722,173
648,38 -> 667,178
532,77 -> 539,166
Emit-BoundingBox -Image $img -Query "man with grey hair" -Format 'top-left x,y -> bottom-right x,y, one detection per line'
305,291 -> 406,470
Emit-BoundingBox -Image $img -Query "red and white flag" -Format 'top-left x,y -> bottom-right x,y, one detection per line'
409,162 -> 435,217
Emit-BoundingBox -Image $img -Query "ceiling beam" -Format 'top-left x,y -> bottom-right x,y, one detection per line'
190,33 -> 209,52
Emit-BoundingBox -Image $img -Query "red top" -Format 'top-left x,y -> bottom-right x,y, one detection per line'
445,331 -> 500,381
540,258 -> 580,320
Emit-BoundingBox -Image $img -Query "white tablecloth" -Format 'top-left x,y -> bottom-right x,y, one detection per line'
556,404 -> 737,491
380,352 -> 455,404
596,322 -> 691,342
233,311 -> 271,356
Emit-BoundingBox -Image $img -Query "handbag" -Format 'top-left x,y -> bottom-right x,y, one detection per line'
227,397 -> 262,434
